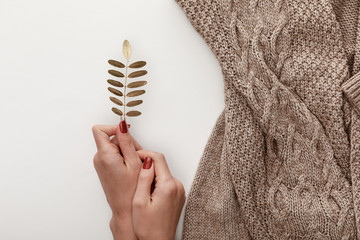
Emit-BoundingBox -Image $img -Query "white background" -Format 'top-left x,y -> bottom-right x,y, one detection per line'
0,0 -> 224,239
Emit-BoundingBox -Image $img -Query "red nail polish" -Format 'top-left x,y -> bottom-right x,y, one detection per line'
143,157 -> 152,169
119,119 -> 128,133
127,124 -> 131,128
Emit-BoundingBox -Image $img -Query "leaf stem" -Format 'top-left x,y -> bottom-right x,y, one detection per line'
124,60 -> 128,121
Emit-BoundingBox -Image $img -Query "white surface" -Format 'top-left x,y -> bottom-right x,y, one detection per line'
0,0 -> 224,239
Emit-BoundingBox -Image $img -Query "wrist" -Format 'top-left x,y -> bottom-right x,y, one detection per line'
110,214 -> 137,240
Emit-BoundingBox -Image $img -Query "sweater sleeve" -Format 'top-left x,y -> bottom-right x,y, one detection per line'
341,71 -> 360,116
341,11 -> 360,116
340,7 -> 360,238
174,0 -> 230,60
224,87 -> 275,239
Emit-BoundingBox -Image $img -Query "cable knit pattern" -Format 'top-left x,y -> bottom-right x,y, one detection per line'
344,8 -> 360,238
175,0 -> 360,239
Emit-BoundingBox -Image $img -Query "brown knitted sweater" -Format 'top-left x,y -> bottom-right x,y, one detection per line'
175,0 -> 360,239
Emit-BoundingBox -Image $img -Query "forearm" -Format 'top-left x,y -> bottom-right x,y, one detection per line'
110,214 -> 137,240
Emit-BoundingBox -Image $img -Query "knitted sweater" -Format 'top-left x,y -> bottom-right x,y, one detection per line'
175,0 -> 360,239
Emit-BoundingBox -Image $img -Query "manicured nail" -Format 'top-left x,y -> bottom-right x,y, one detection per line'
127,124 -> 131,128
119,119 -> 128,133
143,157 -> 152,169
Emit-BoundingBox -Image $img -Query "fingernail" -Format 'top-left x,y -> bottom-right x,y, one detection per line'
119,119 -> 128,133
143,157 -> 152,169
127,124 -> 131,128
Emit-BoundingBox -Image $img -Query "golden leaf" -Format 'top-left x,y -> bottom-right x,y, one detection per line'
107,79 -> 123,87
127,90 -> 145,97
127,100 -> 143,107
108,59 -> 125,68
108,40 -> 147,119
123,40 -> 131,61
108,69 -> 124,78
128,70 -> 147,78
127,81 -> 147,88
108,87 -> 123,96
129,61 -> 146,68
126,110 -> 141,117
112,107 -> 123,116
110,96 -> 123,106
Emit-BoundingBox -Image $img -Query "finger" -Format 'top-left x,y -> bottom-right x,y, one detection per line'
115,122 -> 142,150
113,127 -> 142,150
110,136 -> 119,146
110,136 -> 125,157
110,137 -> 123,156
136,150 -> 171,180
133,157 -> 154,206
115,120 -> 140,166
92,125 -> 117,152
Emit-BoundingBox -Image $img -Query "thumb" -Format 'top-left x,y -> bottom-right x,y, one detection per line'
115,120 -> 139,167
133,157 -> 154,207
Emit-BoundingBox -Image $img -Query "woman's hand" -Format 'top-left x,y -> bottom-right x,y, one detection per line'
92,121 -> 142,240
132,150 -> 186,240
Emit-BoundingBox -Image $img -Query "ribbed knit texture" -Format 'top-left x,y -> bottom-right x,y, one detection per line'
175,0 -> 360,239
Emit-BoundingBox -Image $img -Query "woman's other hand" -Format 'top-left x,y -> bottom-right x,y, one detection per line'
91,121 -> 142,240
132,150 -> 186,240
